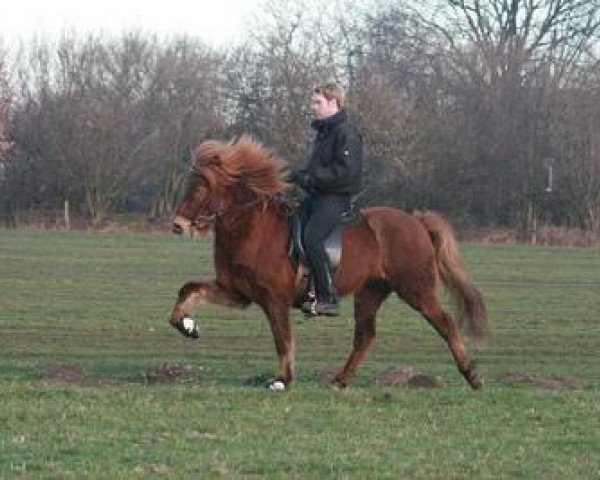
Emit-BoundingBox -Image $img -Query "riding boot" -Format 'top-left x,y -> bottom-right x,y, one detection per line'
301,261 -> 340,316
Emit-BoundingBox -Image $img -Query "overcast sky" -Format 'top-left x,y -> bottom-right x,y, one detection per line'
0,0 -> 262,47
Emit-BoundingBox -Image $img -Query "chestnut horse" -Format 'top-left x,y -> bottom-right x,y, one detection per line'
170,135 -> 486,390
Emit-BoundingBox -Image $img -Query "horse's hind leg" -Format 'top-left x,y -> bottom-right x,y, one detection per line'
407,290 -> 482,389
332,282 -> 390,389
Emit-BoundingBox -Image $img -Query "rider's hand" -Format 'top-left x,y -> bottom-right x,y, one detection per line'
290,170 -> 315,190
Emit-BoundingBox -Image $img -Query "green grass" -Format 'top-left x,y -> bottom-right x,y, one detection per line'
1,230 -> 599,478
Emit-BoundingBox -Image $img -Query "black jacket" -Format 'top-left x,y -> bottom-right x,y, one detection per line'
298,109 -> 363,195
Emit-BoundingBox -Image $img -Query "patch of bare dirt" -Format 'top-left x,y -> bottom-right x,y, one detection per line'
496,372 -> 584,390
43,362 -> 206,387
376,365 -> 444,388
144,362 -> 204,385
44,362 -> 119,388
313,365 -> 340,383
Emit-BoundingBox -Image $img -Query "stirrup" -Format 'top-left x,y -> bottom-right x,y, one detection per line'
315,301 -> 340,316
301,290 -> 317,315
301,298 -> 340,317
301,300 -> 316,315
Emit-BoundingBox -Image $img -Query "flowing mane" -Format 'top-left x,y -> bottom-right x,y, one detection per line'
193,135 -> 289,200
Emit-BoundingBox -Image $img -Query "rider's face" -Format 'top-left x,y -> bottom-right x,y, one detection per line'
312,93 -> 339,120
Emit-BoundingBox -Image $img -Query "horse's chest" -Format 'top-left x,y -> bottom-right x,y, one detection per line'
215,253 -> 258,298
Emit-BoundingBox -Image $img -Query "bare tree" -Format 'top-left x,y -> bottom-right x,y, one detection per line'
351,64 -> 431,207
7,33 -> 227,225
50,33 -> 156,225
225,0 -> 368,165
550,84 -> 600,230
12,33 -> 160,225
0,43 -> 12,160
143,37 -> 224,218
402,0 -> 600,230
224,5 -> 325,164
3,2 -> 600,232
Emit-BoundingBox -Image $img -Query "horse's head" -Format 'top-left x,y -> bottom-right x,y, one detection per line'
172,140 -> 228,236
172,135 -> 289,236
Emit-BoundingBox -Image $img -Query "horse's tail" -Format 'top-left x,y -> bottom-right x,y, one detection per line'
415,211 -> 487,347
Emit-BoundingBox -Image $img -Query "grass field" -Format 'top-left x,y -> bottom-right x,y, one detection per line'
1,229 -> 599,479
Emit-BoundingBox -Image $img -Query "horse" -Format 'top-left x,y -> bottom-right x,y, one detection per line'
170,135 -> 487,390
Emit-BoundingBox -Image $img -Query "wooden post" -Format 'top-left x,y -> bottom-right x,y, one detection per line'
528,201 -> 536,245
64,199 -> 70,230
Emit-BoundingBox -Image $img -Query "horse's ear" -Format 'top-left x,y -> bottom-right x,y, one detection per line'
207,150 -> 222,165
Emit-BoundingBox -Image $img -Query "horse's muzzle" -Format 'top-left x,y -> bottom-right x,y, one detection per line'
172,215 -> 191,235
172,222 -> 184,235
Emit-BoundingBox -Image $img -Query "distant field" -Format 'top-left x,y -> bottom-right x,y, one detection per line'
1,229 -> 599,478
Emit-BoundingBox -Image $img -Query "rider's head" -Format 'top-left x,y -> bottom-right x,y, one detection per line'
312,83 -> 344,120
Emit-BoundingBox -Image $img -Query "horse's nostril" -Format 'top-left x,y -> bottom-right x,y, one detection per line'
172,223 -> 184,235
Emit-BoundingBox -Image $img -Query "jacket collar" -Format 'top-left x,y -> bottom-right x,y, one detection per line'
311,108 -> 347,132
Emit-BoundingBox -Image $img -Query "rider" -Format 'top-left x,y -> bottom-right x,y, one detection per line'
291,83 -> 363,316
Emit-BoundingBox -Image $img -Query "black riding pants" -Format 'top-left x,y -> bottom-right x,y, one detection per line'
302,193 -> 350,300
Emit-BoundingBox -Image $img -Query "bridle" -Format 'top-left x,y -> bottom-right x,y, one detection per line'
190,209 -> 216,230
187,166 -> 217,230
187,165 -> 274,230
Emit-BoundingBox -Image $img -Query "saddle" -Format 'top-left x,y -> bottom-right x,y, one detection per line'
288,203 -> 361,271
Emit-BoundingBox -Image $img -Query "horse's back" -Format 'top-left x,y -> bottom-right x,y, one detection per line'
360,206 -> 435,254
338,206 -> 437,293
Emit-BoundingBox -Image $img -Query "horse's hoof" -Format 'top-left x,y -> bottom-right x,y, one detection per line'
468,371 -> 484,390
266,379 -> 286,391
330,378 -> 347,390
178,317 -> 199,338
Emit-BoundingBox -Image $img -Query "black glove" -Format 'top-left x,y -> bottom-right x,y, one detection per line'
290,170 -> 315,190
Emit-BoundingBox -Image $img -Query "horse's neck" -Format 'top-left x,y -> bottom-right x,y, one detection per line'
212,205 -> 288,297
214,205 -> 285,254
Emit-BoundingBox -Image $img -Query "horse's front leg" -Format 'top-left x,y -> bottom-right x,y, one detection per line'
261,301 -> 295,390
169,281 -> 249,338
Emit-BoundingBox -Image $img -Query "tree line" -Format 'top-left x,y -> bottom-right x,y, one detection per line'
1,0 -> 599,235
